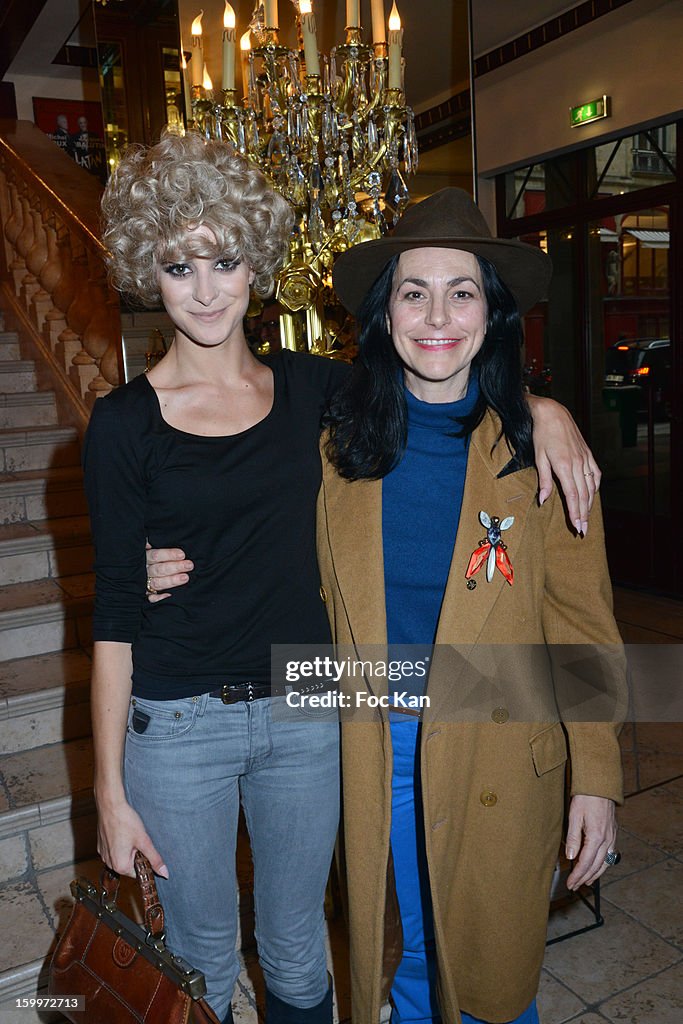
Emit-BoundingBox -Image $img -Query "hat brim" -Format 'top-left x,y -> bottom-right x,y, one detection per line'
332,236 -> 552,317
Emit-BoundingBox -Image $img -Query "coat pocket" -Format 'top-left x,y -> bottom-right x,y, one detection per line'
529,722 -> 568,777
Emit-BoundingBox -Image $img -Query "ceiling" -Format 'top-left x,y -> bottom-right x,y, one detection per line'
4,1 -> 596,188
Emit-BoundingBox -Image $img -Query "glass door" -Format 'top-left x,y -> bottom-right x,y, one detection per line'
588,205 -> 673,588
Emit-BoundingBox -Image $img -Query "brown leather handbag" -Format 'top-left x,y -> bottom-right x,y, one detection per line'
48,851 -> 221,1024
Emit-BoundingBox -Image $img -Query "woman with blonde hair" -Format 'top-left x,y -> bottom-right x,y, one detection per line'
86,132 -> 346,1023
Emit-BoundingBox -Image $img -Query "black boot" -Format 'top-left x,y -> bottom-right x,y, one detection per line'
221,1006 -> 234,1024
265,982 -> 332,1024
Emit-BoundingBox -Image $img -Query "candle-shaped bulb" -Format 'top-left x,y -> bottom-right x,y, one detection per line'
203,67 -> 213,91
299,0 -> 320,76
387,2 -> 403,90
222,3 -> 237,91
191,11 -> 204,36
240,30 -> 251,52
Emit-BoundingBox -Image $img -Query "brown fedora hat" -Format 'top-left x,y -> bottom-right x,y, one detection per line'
332,187 -> 552,316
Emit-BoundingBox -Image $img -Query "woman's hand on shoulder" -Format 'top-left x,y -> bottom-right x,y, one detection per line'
96,794 -> 169,879
527,395 -> 601,535
145,542 -> 194,603
565,793 -> 617,890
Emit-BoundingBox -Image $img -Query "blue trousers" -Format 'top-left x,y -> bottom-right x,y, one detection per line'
389,716 -> 539,1024
124,692 -> 340,1020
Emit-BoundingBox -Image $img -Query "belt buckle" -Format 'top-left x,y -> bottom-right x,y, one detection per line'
219,682 -> 255,704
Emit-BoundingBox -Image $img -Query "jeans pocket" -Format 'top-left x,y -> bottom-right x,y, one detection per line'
126,696 -> 199,741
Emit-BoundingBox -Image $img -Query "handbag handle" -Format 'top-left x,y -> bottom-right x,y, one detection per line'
134,851 -> 166,939
97,852 -> 166,940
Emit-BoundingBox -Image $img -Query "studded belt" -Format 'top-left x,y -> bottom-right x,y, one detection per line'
208,682 -> 271,704
208,679 -> 333,704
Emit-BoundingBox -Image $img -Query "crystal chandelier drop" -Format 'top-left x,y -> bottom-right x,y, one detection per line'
184,0 -> 418,357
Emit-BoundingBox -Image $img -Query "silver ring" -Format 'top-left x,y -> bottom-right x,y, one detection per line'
584,470 -> 595,477
604,850 -> 621,867
146,577 -> 157,596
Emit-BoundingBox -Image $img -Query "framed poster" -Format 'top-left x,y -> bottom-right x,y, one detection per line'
32,97 -> 107,182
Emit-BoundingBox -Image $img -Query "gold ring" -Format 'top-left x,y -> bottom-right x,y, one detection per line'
146,577 -> 156,595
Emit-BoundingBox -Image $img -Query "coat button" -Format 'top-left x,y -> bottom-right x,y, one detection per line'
319,586 -> 328,602
491,706 -> 509,724
480,789 -> 497,807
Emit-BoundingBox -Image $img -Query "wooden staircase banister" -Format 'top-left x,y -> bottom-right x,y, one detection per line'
0,119 -> 123,427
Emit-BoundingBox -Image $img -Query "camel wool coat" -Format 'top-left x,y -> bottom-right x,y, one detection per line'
316,409 -> 626,1024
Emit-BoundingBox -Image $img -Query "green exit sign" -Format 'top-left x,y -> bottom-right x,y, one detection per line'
570,95 -> 611,127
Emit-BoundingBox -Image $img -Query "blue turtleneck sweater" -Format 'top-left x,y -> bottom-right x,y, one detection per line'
382,376 -> 480,660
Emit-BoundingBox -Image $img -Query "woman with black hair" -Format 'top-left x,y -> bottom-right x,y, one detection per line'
318,188 -> 626,1024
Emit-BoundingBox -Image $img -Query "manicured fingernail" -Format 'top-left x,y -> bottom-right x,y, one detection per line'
582,521 -> 588,535
566,847 -> 576,860
573,520 -> 582,535
158,864 -> 169,879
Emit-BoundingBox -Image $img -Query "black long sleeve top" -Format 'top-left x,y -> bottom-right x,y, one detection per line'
83,350 -> 348,699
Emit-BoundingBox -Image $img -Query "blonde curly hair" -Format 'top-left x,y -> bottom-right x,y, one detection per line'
101,132 -> 294,307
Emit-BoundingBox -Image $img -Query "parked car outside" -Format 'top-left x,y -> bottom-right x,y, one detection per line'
604,338 -> 671,416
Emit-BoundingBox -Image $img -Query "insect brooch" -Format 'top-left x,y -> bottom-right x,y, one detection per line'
465,510 -> 515,585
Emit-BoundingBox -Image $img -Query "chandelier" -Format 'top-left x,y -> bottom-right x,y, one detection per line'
183,0 -> 418,357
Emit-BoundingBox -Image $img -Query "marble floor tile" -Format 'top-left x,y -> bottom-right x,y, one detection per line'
618,622 -> 680,643
53,574 -> 93,600
0,578 -> 64,613
634,721 -> 683,754
618,784 -> 683,857
0,833 -> 29,880
0,881 -> 55,973
543,901 -> 680,1004
564,1015 -> 610,1024
666,776 -> 683,801
613,589 -> 683,640
0,551 -> 50,587
0,522 -> 40,541
537,969 -> 586,1023
37,858 -> 93,933
0,700 -> 92,757
0,737 -> 93,807
603,857 -> 683,948
0,786 -> 10,812
0,649 -> 91,700
238,949 -> 264,1016
635,749 -> 683,790
32,516 -> 89,540
232,977 -> 260,1023
0,1002 -> 66,1024
599,960 -> 683,1023
0,617 -> 78,663
599,826 -> 668,887
29,811 -> 98,872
